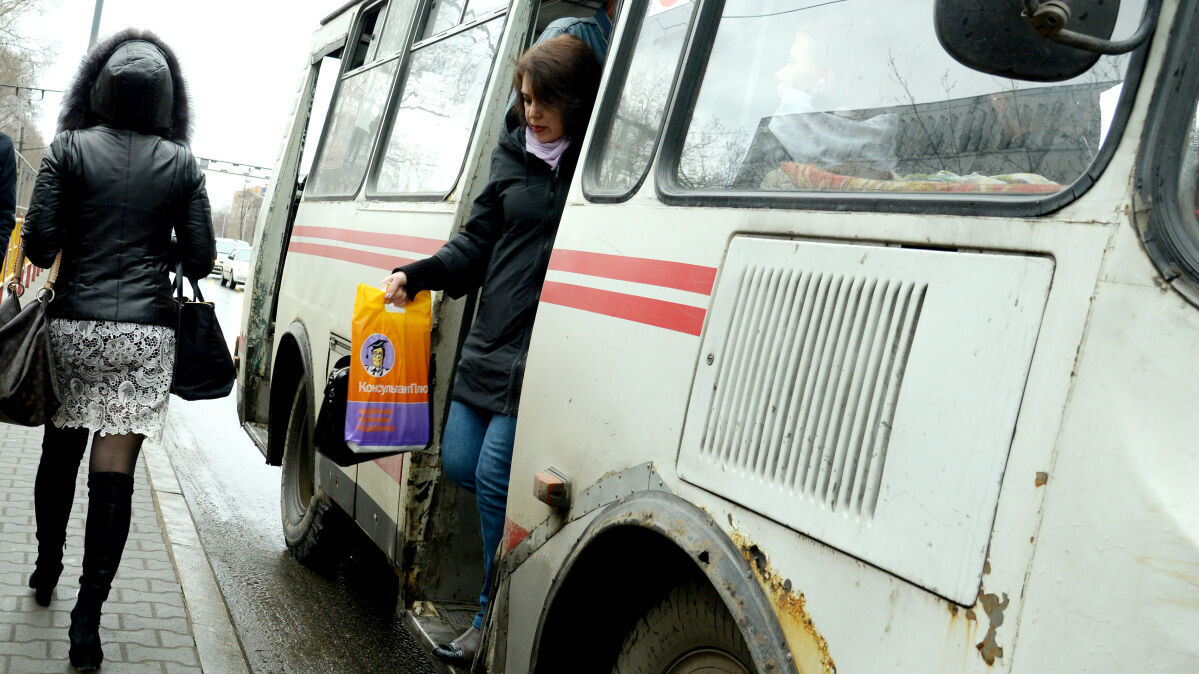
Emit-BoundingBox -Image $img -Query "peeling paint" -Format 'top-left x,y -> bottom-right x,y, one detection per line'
976,588 -> 1009,666
1035,471 -> 1049,487
731,534 -> 837,674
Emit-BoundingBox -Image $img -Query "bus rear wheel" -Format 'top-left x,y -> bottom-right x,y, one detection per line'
613,579 -> 755,674
279,385 -> 338,568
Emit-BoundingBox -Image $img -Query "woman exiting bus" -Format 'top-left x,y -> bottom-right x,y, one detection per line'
21,29 -> 215,671
382,35 -> 601,667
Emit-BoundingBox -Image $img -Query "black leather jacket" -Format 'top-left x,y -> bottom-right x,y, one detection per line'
23,35 -> 214,327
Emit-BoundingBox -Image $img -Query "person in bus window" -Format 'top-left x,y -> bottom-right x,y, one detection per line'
20,29 -> 215,672
537,0 -> 617,63
381,35 -> 602,667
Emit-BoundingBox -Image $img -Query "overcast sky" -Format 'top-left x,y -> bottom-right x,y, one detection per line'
22,0 -> 341,208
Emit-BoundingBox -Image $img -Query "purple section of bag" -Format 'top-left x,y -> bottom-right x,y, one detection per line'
344,400 -> 430,451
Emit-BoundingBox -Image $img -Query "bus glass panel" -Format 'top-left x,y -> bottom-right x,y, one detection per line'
375,17 -> 505,195
376,0 -> 420,58
463,0 -> 506,23
307,60 -> 399,197
422,0 -> 466,39
588,0 -> 697,196
674,0 -> 1146,197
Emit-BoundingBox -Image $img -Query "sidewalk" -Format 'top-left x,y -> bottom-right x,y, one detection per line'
0,423 -> 248,673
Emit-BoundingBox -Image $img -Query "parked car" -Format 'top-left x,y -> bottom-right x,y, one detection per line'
221,246 -> 252,289
211,238 -> 240,276
212,237 -> 249,277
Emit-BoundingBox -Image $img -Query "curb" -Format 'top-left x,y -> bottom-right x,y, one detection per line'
143,439 -> 251,673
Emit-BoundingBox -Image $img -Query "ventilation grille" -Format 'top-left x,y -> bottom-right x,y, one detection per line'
698,267 -> 926,518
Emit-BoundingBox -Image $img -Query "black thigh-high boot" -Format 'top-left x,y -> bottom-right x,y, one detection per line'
69,471 -> 135,671
29,424 -> 89,606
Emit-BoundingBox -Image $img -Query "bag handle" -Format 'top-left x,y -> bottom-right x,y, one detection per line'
173,262 -> 206,303
5,239 -> 63,303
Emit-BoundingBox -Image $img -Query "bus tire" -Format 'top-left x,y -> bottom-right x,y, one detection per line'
613,579 -> 754,674
279,384 -> 337,568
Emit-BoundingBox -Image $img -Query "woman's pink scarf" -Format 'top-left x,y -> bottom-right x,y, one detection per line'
525,127 -> 570,169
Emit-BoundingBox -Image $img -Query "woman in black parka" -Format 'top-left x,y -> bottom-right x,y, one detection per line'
20,29 -> 215,671
381,35 -> 601,667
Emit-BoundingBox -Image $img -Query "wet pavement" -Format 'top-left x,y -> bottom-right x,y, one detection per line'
161,276 -> 436,673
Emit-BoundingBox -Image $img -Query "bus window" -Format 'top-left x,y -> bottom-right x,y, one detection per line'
421,0 -> 464,39
376,0 -> 421,57
306,0 -> 420,198
373,12 -> 505,196
299,56 -> 343,181
585,0 -> 697,197
670,0 -> 1146,198
348,2 -> 388,69
463,0 -> 506,24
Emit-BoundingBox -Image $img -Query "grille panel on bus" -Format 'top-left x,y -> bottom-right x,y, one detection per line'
699,267 -> 926,519
678,237 -> 1055,605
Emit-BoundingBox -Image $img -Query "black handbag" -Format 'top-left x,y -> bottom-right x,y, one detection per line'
313,355 -> 402,467
0,247 -> 63,426
170,266 -> 235,400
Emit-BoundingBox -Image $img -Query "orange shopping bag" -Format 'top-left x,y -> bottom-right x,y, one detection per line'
345,284 -> 431,452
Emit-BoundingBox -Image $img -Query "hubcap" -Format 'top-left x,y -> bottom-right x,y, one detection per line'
666,649 -> 752,674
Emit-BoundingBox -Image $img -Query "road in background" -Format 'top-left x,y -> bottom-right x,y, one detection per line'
163,275 -> 436,673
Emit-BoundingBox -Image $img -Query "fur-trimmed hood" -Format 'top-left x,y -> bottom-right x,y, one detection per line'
57,28 -> 191,143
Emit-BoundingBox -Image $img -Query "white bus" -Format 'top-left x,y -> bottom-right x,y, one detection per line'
237,0 -> 1199,670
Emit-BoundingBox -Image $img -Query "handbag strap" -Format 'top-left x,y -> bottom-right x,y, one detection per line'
4,240 -> 63,301
173,262 -> 205,303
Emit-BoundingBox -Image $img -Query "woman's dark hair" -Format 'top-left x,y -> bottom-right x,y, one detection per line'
512,35 -> 602,139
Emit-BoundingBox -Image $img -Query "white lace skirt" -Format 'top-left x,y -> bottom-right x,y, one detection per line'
48,319 -> 176,439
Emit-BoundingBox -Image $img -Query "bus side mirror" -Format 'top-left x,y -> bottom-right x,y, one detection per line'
934,0 -> 1150,83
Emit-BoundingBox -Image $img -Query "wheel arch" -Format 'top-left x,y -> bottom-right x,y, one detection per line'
268,320 -> 315,467
530,490 -> 798,674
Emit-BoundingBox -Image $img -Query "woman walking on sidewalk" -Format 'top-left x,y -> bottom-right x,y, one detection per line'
20,29 -> 215,671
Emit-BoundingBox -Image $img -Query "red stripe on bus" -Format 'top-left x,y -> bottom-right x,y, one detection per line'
548,249 -> 716,295
291,226 -> 444,256
503,517 -> 530,554
287,241 -> 414,269
374,455 -> 404,484
540,281 -> 707,336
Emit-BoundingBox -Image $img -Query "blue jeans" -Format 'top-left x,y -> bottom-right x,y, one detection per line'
441,400 -> 517,630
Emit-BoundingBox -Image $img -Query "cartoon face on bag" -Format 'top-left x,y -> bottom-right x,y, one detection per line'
361,334 -> 394,378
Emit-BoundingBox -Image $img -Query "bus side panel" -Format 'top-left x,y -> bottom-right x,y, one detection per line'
508,187 -> 1116,671
1012,223 -> 1199,672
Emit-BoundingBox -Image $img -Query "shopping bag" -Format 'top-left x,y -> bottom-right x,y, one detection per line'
313,355 -> 407,466
345,284 -> 431,452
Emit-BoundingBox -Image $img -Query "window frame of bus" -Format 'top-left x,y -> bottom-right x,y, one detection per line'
365,3 -> 509,201
1136,0 -> 1199,307
304,0 -> 424,201
652,0 -> 1156,217
581,0 -> 702,204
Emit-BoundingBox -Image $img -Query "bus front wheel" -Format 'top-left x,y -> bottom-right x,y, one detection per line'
613,579 -> 755,674
279,385 -> 337,568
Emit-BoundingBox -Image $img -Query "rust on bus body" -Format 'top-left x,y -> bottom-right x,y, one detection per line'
731,532 -> 837,674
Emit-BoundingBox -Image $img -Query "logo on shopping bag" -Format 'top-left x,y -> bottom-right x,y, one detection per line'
361,333 -> 394,378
